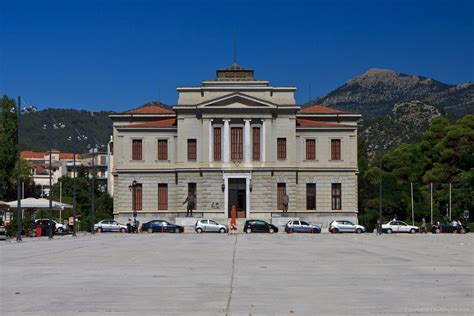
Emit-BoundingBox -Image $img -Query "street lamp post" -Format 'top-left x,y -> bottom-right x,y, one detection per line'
16,96 -> 22,242
72,152 -> 77,237
378,155 -> 383,235
48,148 -> 53,239
91,148 -> 96,234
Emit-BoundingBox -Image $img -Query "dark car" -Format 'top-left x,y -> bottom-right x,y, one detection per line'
285,220 -> 321,233
431,222 -> 470,234
35,219 -> 57,236
142,220 -> 184,233
243,220 -> 278,233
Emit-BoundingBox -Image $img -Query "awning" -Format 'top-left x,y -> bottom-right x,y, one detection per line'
7,198 -> 73,210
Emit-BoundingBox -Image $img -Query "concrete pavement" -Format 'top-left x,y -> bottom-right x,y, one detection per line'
1,233 -> 473,315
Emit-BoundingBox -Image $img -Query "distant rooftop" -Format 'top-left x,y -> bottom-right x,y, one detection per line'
126,102 -> 175,114
216,63 -> 255,81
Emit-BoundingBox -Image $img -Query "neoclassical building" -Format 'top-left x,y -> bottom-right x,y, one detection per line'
109,64 -> 361,227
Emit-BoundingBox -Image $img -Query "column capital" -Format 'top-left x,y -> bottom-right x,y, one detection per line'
243,119 -> 252,122
223,119 -> 231,122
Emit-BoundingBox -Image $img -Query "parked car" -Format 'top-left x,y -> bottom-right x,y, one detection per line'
195,219 -> 227,233
0,225 -> 5,240
285,220 -> 321,233
382,221 -> 419,234
243,220 -> 278,233
35,219 -> 58,235
94,220 -> 127,233
35,219 -> 68,234
430,222 -> 470,234
329,220 -> 366,233
142,220 -> 184,233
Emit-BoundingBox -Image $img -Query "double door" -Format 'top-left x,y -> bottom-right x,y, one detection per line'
228,178 -> 246,218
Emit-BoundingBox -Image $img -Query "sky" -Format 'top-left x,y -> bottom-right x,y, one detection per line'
1,0 -> 473,112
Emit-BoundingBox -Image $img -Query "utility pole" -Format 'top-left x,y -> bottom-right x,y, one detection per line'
16,96 -> 22,242
91,148 -> 96,234
379,156 -> 383,233
72,152 -> 77,237
430,183 -> 433,225
411,182 -> 414,226
59,181 -> 62,222
449,183 -> 452,221
49,149 -> 53,240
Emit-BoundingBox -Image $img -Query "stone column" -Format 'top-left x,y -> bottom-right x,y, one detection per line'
261,119 -> 266,163
208,119 -> 213,164
244,119 -> 251,166
223,119 -> 230,165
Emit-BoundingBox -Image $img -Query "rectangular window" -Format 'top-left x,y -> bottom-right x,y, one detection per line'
277,183 -> 286,210
132,184 -> 142,211
306,183 -> 316,210
252,127 -> 260,161
187,139 -> 197,161
214,128 -> 221,161
277,138 -> 286,160
188,183 -> 197,205
157,139 -> 168,161
132,139 -> 142,160
306,139 -> 316,160
331,139 -> 341,160
332,183 -> 342,210
231,127 -> 243,161
158,183 -> 168,210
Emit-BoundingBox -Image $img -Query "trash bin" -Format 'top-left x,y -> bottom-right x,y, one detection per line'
36,226 -> 42,237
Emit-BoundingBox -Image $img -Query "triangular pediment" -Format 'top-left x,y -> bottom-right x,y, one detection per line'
196,93 -> 277,109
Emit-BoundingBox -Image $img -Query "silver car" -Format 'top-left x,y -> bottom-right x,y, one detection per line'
195,219 -> 227,233
94,220 -> 127,233
329,220 -> 366,234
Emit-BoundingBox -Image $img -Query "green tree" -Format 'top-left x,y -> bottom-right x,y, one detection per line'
0,96 -> 18,200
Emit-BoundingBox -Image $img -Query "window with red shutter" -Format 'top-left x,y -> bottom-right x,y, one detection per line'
132,184 -> 142,211
214,128 -> 221,161
158,184 -> 168,210
331,183 -> 342,210
132,139 -> 142,160
157,139 -> 168,161
277,183 -> 286,210
306,139 -> 316,160
331,139 -> 341,160
252,127 -> 260,161
231,128 -> 243,161
277,138 -> 286,160
306,183 -> 316,210
187,139 -> 197,161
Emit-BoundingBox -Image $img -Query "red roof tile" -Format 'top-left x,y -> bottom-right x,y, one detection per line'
128,118 -> 177,127
21,151 -> 45,159
297,119 -> 346,127
298,104 -> 343,114
59,153 -> 81,160
126,102 -> 175,114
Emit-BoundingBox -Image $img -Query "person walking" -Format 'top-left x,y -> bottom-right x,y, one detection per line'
229,204 -> 237,235
421,217 -> 427,234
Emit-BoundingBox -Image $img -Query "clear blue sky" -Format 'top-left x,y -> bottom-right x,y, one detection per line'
1,0 -> 473,112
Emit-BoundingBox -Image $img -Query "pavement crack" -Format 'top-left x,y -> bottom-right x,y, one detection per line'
225,235 -> 238,316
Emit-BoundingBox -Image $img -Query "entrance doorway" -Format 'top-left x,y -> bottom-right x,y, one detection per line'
228,178 -> 246,218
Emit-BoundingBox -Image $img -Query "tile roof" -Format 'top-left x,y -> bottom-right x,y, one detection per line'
59,153 -> 81,160
296,119 -> 347,127
126,102 -> 175,114
128,118 -> 177,127
298,104 -> 343,114
21,151 -> 45,159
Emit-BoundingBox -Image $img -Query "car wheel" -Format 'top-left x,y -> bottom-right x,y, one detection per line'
356,228 -> 362,234
147,228 -> 153,233
196,227 -> 203,234
219,228 -> 226,234
386,228 -> 393,234
57,228 -> 64,234
269,227 -> 274,234
175,228 -> 180,233
435,228 -> 441,234
287,228 -> 294,234
332,228 -> 339,234
410,228 -> 416,234
246,228 -> 252,234
120,228 -> 126,233
98,227 -> 103,233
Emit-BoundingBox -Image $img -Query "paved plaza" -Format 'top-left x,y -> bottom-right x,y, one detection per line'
1,233 -> 473,315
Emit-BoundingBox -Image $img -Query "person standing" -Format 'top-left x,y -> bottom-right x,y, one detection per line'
421,217 -> 427,234
230,204 -> 237,235
283,194 -> 289,214
183,193 -> 196,217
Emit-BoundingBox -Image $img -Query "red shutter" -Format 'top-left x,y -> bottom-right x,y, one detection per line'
132,140 -> 142,160
306,183 -> 316,210
132,184 -> 142,211
331,183 -> 341,210
277,138 -> 286,160
331,139 -> 341,160
306,139 -> 315,160
277,183 -> 286,210
231,128 -> 243,161
158,184 -> 168,210
187,139 -> 196,160
158,140 -> 168,160
214,128 -> 221,161
253,127 -> 260,161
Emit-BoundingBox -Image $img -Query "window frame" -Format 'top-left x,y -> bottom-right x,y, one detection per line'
277,183 -> 286,210
277,138 -> 287,160
157,139 -> 168,161
157,183 -> 168,211
252,126 -> 260,161
306,183 -> 316,210
331,139 -> 342,161
187,139 -> 197,161
132,183 -> 142,211
331,183 -> 342,210
231,127 -> 243,161
305,139 -> 316,161
132,139 -> 143,161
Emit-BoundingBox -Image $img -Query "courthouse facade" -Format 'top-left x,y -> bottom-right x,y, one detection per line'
110,64 -> 361,226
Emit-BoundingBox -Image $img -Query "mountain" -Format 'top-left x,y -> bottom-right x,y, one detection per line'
19,109 -> 113,153
309,68 -> 473,119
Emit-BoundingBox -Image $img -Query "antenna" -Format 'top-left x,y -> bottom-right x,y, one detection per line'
233,33 -> 237,64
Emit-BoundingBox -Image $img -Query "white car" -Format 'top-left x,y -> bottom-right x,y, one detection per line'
382,221 -> 419,234
35,219 -> 68,234
329,220 -> 366,234
94,220 -> 127,233
195,219 -> 227,233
